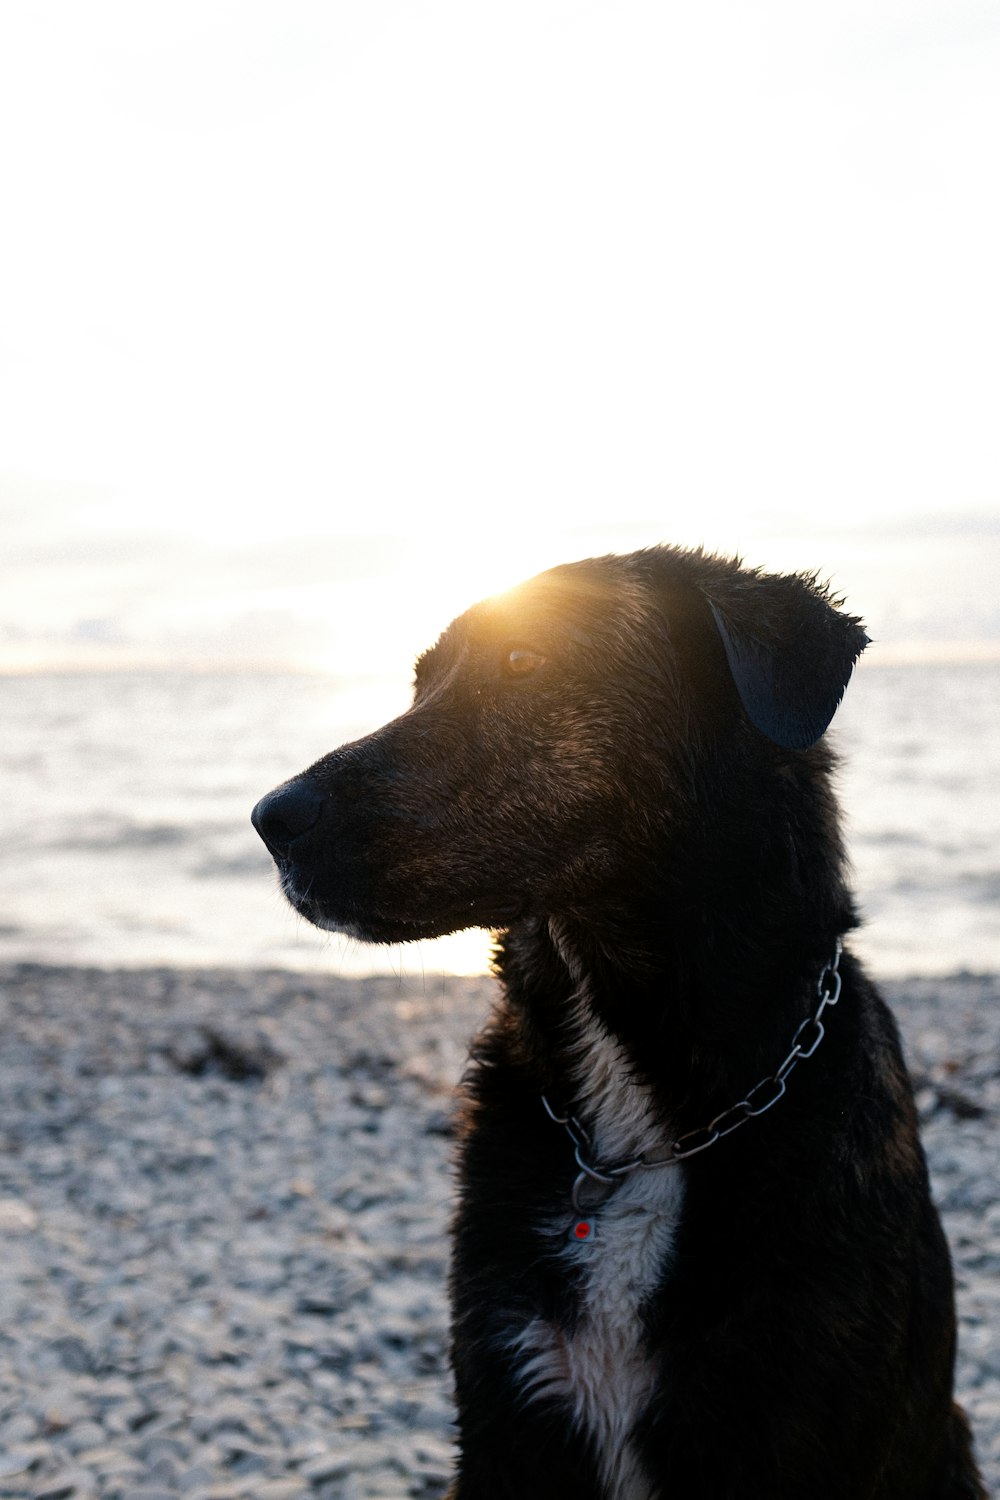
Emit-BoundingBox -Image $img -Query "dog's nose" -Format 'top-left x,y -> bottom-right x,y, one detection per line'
251,779 -> 324,857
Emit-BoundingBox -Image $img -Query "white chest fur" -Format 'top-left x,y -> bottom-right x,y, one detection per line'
513,977 -> 686,1500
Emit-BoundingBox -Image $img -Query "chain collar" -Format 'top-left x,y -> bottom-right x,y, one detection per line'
543,939 -> 843,1236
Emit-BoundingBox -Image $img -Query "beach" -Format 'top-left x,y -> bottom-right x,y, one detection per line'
0,961 -> 997,1499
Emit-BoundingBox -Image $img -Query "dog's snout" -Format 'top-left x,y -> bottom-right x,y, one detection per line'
251,778 -> 324,857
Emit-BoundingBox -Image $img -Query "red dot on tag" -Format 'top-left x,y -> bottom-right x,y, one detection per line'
574,1221 -> 592,1240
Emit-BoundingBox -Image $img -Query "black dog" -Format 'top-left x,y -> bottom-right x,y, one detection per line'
252,546 -> 985,1498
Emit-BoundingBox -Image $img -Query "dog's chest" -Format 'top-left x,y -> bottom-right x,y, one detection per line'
513,1005 -> 685,1500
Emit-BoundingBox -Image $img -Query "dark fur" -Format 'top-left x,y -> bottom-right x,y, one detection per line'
252,546 -> 985,1498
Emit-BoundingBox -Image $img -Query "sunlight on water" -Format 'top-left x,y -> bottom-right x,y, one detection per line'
0,660 -> 996,980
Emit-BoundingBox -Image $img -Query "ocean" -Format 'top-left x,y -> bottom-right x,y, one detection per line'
1,661 -> 997,979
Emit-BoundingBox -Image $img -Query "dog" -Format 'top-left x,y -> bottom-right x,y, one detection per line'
252,545 -> 985,1498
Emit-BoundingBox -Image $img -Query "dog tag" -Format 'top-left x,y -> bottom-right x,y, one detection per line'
570,1219 -> 595,1243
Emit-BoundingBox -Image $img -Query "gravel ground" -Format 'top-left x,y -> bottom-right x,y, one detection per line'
0,962 -> 996,1498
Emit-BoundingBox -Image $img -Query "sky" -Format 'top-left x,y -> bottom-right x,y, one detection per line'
2,0 -> 999,677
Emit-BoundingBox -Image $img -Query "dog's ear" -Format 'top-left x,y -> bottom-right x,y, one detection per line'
704,571 -> 869,751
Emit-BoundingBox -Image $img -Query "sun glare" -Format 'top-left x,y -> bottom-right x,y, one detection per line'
414,530 -> 563,619
309,526 -> 593,682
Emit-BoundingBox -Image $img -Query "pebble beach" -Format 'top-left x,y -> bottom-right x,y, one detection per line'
0,962 -> 997,1499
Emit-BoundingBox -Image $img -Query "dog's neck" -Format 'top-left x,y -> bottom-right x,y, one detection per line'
534,747 -> 850,998
496,890 -> 854,1141
543,935 -> 843,1199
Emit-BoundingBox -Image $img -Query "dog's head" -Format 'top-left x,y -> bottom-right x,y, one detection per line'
251,547 -> 867,944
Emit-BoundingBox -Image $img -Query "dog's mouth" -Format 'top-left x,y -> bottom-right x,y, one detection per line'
252,772 -> 531,943
278,864 -> 523,944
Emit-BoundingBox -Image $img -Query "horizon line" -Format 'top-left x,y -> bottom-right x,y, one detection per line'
2,638 -> 1000,678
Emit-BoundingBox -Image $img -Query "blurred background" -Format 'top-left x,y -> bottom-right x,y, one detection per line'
2,0 -> 998,979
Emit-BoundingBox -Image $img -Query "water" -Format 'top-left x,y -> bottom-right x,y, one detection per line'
835,660 -> 1000,976
0,662 -> 997,978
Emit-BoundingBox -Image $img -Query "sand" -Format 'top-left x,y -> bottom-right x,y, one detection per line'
0,962 -> 996,1498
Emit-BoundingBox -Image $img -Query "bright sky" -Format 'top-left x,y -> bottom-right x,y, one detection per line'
2,0 -> 999,672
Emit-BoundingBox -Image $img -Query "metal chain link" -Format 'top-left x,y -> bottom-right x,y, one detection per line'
543,939 -> 843,1215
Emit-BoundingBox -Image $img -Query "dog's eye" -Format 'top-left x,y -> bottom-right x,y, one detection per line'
503,647 -> 545,678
